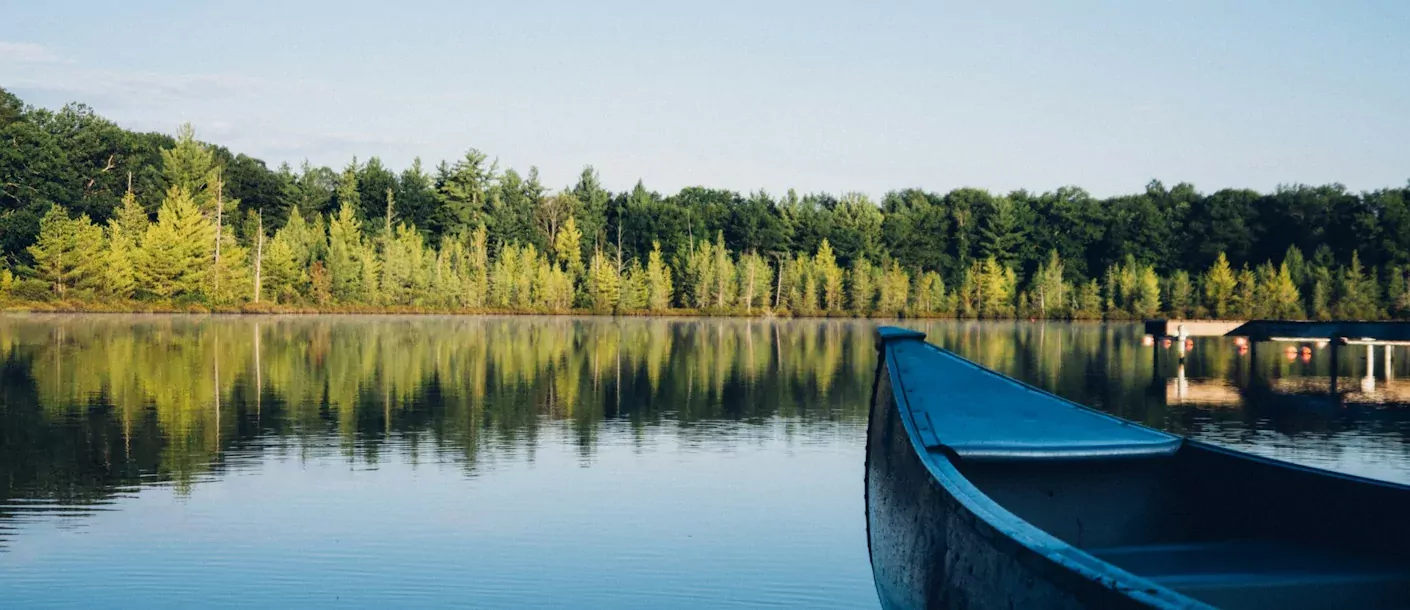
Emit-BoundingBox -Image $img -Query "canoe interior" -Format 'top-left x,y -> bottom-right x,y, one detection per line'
868,328 -> 1410,610
958,446 -> 1410,609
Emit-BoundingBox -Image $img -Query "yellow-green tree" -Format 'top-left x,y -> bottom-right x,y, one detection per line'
645,242 -> 672,312
137,186 -> 213,300
815,239 -> 845,312
27,204 -> 103,298
326,201 -> 365,303
1263,262 -> 1304,319
914,271 -> 947,315
876,260 -> 910,315
1133,265 -> 1160,318
586,247 -> 620,312
103,190 -> 148,299
849,258 -> 877,314
554,216 -> 584,282
1203,252 -> 1236,318
736,251 -> 772,312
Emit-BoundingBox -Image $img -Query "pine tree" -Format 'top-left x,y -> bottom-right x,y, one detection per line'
850,258 -> 877,314
1133,265 -> 1160,318
326,201 -> 365,303
1031,249 -> 1068,318
815,239 -> 845,312
467,225 -> 490,308
1231,265 -> 1257,319
737,251 -> 772,312
208,227 -> 251,305
554,216 -> 584,282
1074,279 -> 1103,319
1166,270 -> 1193,319
586,247 -> 620,312
261,232 -> 300,304
1203,252 -> 1237,318
1336,251 -> 1380,319
1263,262 -> 1304,319
977,256 -> 1015,318
711,232 -> 736,309
1387,265 -> 1410,318
914,271 -> 947,315
1310,266 -> 1334,320
620,260 -> 648,310
645,241 -> 673,312
161,124 -> 219,212
137,186 -> 214,300
877,261 -> 910,315
26,205 -> 103,298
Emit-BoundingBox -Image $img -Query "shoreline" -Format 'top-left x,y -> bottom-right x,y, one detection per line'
0,300 -> 1253,323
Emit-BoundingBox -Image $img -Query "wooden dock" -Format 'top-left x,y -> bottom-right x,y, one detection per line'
1144,319 -> 1246,339
1224,321 -> 1410,345
1146,319 -> 1410,345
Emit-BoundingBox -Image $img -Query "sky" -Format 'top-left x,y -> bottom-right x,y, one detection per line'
1,0 -> 1407,198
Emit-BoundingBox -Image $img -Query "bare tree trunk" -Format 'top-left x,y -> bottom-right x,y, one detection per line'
746,256 -> 756,314
253,211 -> 264,303
774,255 -> 783,310
214,179 -> 223,298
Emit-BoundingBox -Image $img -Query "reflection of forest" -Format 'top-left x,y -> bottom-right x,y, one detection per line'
5,317 -> 1407,545
0,315 -> 875,531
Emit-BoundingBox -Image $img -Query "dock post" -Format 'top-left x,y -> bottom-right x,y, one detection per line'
1329,341 -> 1339,394
1363,343 -> 1377,392
1387,345 -> 1394,382
1176,325 -> 1188,362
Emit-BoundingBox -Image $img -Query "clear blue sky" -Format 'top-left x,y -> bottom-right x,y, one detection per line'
2,0 -> 1406,197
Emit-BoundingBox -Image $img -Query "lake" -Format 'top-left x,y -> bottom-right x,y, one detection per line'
1,315 -> 1407,608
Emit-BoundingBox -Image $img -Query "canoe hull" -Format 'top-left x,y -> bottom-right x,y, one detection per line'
865,348 -> 1176,610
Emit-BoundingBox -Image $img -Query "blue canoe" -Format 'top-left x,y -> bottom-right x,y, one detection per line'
866,327 -> 1410,610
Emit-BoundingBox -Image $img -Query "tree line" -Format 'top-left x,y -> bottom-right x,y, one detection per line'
3,88 -> 1409,319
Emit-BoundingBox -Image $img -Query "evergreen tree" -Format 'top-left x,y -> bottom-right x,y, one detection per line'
261,230 -> 301,303
815,239 -> 845,312
326,201 -> 365,303
1386,265 -> 1410,318
849,258 -> 877,314
161,124 -> 219,212
620,260 -> 649,311
645,242 -> 673,312
1232,265 -> 1257,319
1133,265 -> 1160,318
137,186 -> 213,300
711,231 -> 736,309
976,256 -> 1016,317
1203,252 -> 1237,318
876,260 -> 910,315
1310,266 -> 1334,320
1166,270 -> 1193,319
1336,251 -> 1380,319
586,247 -> 620,312
914,271 -> 947,315
1263,262 -> 1304,319
1073,279 -> 1103,319
207,220 -> 251,305
736,251 -> 773,312
26,205 -> 103,297
103,218 -> 138,299
554,216 -> 585,282
1030,249 -> 1068,318
467,225 -> 490,308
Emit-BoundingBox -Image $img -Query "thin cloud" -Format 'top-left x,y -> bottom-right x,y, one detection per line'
0,41 -> 65,63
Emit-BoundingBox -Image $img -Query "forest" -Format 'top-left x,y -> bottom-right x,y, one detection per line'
3,87 -> 1409,320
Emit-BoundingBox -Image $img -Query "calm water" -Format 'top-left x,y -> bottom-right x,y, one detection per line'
0,315 -> 1407,608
